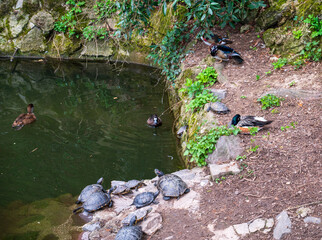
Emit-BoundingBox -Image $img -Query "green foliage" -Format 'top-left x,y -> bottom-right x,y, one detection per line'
249,145 -> 259,152
240,95 -> 246,99
187,90 -> 218,111
236,155 -> 246,161
289,81 -> 296,87
257,94 -> 283,110
249,127 -> 259,136
272,58 -> 288,69
184,126 -> 240,166
256,75 -> 260,81
196,67 -> 218,86
292,29 -> 302,39
281,121 -> 298,131
271,109 -> 279,114
54,0 -> 86,38
265,70 -> 272,75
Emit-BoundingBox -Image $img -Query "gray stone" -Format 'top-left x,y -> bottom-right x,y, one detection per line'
210,89 -> 227,100
207,135 -> 243,164
273,211 -> 292,240
249,218 -> 266,233
141,212 -> 162,235
83,221 -> 102,232
30,10 -> 54,33
80,231 -> 90,240
172,190 -> 199,213
262,89 -> 322,100
304,216 -> 321,224
15,0 -> 24,9
212,226 -> 239,240
81,40 -> 113,57
209,162 -> 240,181
240,25 -> 251,33
9,13 -> 29,38
213,62 -> 228,84
296,207 -> 312,218
21,27 -> 46,52
233,222 -> 249,236
172,169 -> 196,181
266,218 -> 274,228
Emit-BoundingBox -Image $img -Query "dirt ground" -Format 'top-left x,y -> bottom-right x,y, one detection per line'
148,28 -> 322,239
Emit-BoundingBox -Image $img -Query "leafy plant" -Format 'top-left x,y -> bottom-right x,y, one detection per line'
240,95 -> 246,99
265,70 -> 272,75
249,145 -> 259,152
272,58 -> 288,69
256,75 -> 260,81
271,109 -> 279,114
250,46 -> 257,50
257,94 -> 283,110
281,122 -> 298,131
236,155 -> 246,161
292,29 -> 302,39
249,127 -> 259,136
215,176 -> 227,184
289,81 -> 296,87
180,78 -> 205,98
184,126 -> 240,166
196,67 -> 218,86
187,90 -> 218,111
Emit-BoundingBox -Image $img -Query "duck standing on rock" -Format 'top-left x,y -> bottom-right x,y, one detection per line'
147,114 -> 162,127
230,114 -> 273,133
201,37 -> 243,63
12,104 -> 37,130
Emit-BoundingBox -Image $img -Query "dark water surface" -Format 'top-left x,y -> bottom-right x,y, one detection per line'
0,59 -> 182,239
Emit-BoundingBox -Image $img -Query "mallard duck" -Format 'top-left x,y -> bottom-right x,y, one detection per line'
230,114 -> 273,133
12,104 -> 36,130
201,37 -> 243,63
147,114 -> 162,127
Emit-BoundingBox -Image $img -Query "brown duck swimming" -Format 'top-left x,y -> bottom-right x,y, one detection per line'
12,104 -> 36,130
147,114 -> 162,127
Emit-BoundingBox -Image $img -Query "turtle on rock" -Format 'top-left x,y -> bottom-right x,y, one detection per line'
73,187 -> 114,214
76,177 -> 106,204
125,180 -> 146,190
121,207 -> 152,226
112,184 -> 132,195
132,191 -> 159,208
206,102 -> 230,114
115,215 -> 143,240
154,169 -> 190,201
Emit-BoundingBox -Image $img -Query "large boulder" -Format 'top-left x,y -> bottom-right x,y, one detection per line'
21,27 -> 46,53
8,13 -> 29,38
30,10 -> 54,34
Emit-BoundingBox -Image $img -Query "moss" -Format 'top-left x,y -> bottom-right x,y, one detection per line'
297,0 -> 322,18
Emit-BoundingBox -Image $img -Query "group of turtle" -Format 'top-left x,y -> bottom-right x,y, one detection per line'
74,169 -> 190,240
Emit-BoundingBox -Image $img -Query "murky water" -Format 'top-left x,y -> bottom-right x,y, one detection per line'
0,59 -> 183,239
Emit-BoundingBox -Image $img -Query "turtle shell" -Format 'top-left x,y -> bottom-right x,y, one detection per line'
77,178 -> 105,204
126,180 -> 144,190
115,225 -> 142,240
157,174 -> 189,198
132,191 -> 159,209
112,184 -> 131,195
122,207 -> 152,226
82,191 -> 112,212
206,102 -> 230,114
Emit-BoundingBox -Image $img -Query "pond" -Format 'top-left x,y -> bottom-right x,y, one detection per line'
0,59 -> 183,239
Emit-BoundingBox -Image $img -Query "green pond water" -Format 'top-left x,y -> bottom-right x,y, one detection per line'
0,59 -> 183,239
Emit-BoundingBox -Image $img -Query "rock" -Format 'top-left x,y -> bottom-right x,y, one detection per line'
209,89 -> 227,100
249,218 -> 266,233
233,222 -> 249,236
304,216 -> 321,224
266,218 -> 274,228
80,231 -> 90,240
9,13 -> 29,38
172,190 -> 200,213
30,10 -> 54,34
21,27 -> 46,53
240,24 -> 251,33
172,169 -> 196,181
50,33 -> 81,56
262,89 -> 322,100
141,212 -> 162,235
296,207 -> 312,218
83,221 -> 102,232
213,62 -> 228,84
209,162 -> 240,181
81,40 -> 114,57
273,211 -> 292,240
212,226 -> 239,240
207,136 -> 243,164
177,125 -> 188,138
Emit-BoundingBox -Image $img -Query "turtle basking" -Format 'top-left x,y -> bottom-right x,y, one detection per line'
76,177 -> 106,204
132,191 -> 159,209
154,169 -> 190,201
115,215 -> 143,240
206,102 -> 230,115
125,180 -> 145,190
112,184 -> 132,195
73,187 -> 114,214
121,207 -> 152,226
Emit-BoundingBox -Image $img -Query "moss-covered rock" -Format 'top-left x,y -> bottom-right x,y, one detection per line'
21,27 -> 46,53
8,12 -> 30,38
48,33 -> 81,57
30,10 -> 54,34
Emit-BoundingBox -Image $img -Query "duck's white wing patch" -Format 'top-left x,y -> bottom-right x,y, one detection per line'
254,116 -> 267,122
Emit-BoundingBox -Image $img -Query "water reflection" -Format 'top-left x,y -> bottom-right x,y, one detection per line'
0,59 -> 182,239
